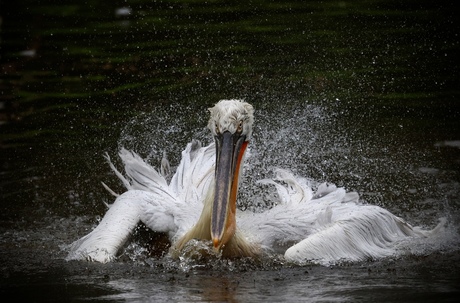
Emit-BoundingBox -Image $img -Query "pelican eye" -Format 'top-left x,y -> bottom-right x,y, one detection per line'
237,121 -> 243,133
215,123 -> 220,135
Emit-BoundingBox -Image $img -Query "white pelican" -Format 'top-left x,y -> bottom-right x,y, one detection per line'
66,99 -> 444,265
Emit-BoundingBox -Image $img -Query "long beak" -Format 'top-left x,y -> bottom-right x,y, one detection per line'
211,131 -> 247,250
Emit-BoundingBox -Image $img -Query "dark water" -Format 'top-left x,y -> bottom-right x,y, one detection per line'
1,0 -> 460,301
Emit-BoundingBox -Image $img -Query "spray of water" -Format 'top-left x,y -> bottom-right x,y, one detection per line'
112,98 -> 459,267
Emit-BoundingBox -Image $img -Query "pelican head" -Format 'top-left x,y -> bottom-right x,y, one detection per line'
207,100 -> 254,251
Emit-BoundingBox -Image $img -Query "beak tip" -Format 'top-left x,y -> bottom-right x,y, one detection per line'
212,238 -> 220,249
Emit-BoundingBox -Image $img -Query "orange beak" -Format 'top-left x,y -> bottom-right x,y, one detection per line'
211,131 -> 247,250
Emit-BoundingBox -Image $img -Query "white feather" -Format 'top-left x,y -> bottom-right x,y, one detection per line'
66,99 -> 445,265
66,141 -> 214,263
67,143 -> 444,264
66,191 -> 148,263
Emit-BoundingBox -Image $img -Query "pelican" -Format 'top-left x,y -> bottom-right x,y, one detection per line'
66,99 -> 444,265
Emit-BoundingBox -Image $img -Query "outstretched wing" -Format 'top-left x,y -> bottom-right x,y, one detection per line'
66,190 -> 156,263
66,146 -> 179,263
66,140 -> 216,263
238,169 -> 352,251
239,169 -> 444,265
283,205 -> 425,265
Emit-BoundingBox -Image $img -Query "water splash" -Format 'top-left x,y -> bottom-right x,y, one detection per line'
112,99 -> 460,267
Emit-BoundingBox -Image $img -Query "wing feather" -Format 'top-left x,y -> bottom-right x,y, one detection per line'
240,168 -> 443,265
284,206 -> 418,265
67,141 -> 216,262
66,191 -> 150,263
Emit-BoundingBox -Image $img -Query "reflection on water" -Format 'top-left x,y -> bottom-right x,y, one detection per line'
1,0 -> 459,301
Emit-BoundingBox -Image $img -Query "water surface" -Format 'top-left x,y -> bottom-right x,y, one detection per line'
1,0 -> 459,301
